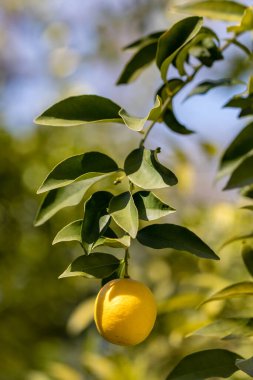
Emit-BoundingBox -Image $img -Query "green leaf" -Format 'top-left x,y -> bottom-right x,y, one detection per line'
37,152 -> 118,193
109,192 -> 138,238
67,296 -> 96,335
224,155 -> 253,190
202,281 -> 253,305
119,96 -> 162,131
163,108 -> 194,135
242,244 -> 253,278
124,148 -> 178,189
59,252 -> 120,279
230,39 -> 252,56
220,232 -> 253,249
220,122 -> 253,169
137,224 -> 219,260
101,259 -> 126,286
53,220 -> 82,245
34,177 -> 108,226
236,356 -> 253,377
123,31 -> 165,50
174,1 -> 246,22
81,191 -> 113,251
189,318 -> 249,339
228,7 -> 253,33
93,234 -> 131,249
166,349 -> 241,380
156,16 -> 203,81
185,78 -> 243,101
117,41 -> 158,85
35,95 -> 123,127
133,191 -> 175,221
225,94 -> 253,118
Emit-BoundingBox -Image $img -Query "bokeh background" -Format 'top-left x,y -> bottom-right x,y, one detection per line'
1,1 -> 253,379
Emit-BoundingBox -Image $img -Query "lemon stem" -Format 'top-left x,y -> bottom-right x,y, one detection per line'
124,249 -> 130,278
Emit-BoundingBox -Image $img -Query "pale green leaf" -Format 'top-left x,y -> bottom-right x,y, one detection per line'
189,318 -> 249,338
133,191 -> 175,221
109,191 -> 138,238
124,148 -> 178,189
202,281 -> 253,305
35,95 -> 123,127
67,296 -> 96,335
228,7 -> 253,33
137,224 -> 219,260
156,16 -> 203,81
119,96 -> 162,131
174,1 -> 246,22
59,252 -> 120,279
93,234 -> 131,249
53,220 -> 82,245
37,152 -> 118,193
166,349 -> 241,380
34,177 -> 109,226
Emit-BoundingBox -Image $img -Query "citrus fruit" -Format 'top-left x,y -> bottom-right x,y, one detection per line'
94,278 -> 157,346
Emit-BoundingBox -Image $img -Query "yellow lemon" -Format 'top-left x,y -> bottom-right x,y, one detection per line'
94,278 -> 157,346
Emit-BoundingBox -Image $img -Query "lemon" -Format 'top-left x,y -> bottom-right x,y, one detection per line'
94,278 -> 157,346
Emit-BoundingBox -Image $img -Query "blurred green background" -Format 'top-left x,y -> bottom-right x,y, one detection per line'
1,1 -> 253,379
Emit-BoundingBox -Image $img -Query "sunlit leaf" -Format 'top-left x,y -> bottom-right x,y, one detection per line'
119,96 -> 162,131
236,356 -> 253,377
166,349 -> 241,380
224,155 -> 253,190
37,152 -> 118,193
137,224 -> 219,260
124,147 -> 178,189
242,244 -> 253,278
35,95 -> 123,127
174,1 -> 246,22
220,122 -> 253,169
117,42 -> 158,85
35,177 -> 109,226
93,234 -> 131,249
202,281 -> 253,305
53,220 -> 82,245
220,232 -> 253,249
67,296 -> 96,335
156,16 -> 203,80
59,252 -> 120,279
133,191 -> 175,221
81,191 -> 113,251
228,7 -> 253,33
109,192 -> 138,238
188,318 -> 249,339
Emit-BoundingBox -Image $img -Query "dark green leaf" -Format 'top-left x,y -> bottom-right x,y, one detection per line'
117,42 -> 158,85
156,16 -> 203,80
59,252 -> 120,279
37,152 -> 118,193
35,177 -> 108,226
109,191 -> 138,238
137,224 -> 219,260
174,1 -> 246,22
241,186 -> 253,199
81,191 -> 113,251
224,155 -> 253,190
224,94 -> 253,118
220,122 -> 253,169
242,244 -> 253,278
236,356 -> 253,376
124,148 -> 178,189
123,31 -> 165,50
202,281 -> 253,305
119,96 -> 162,131
133,191 -> 175,221
101,259 -> 126,286
35,95 -> 122,127
163,108 -> 194,135
185,78 -> 243,100
166,349 -> 241,380
53,220 -> 82,245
